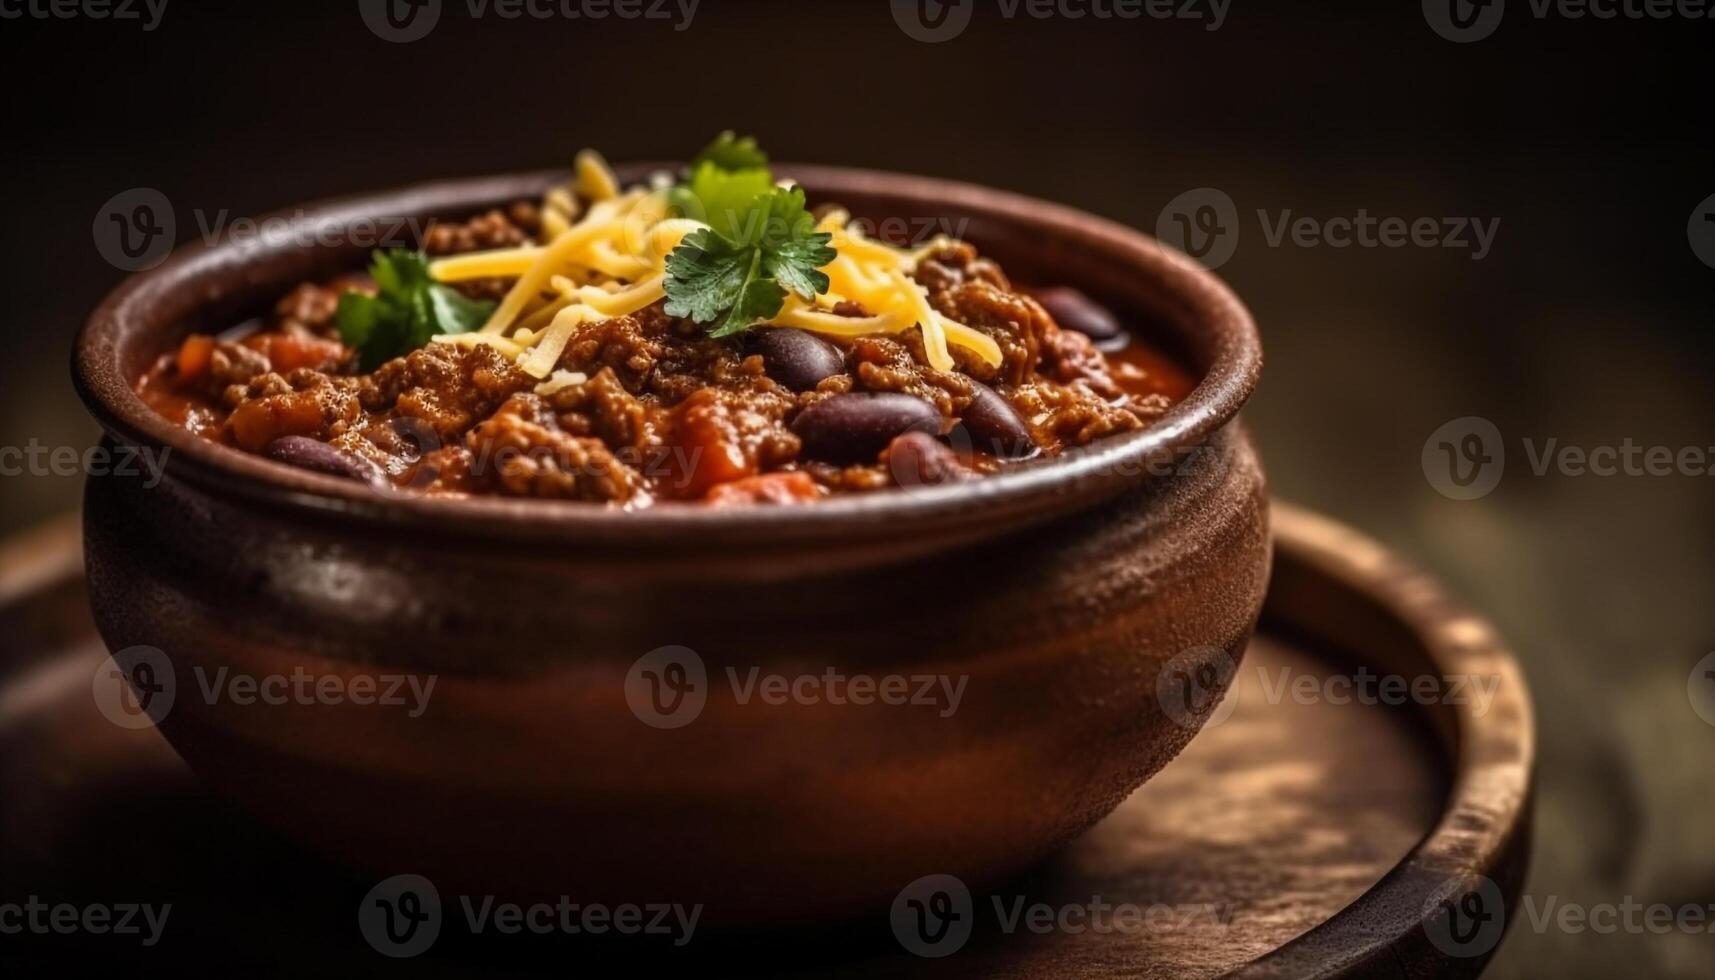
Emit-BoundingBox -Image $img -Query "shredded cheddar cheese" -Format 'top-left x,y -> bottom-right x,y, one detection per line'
429,246 -> 542,281
534,368 -> 589,396
429,151 -> 1003,379
431,332 -> 526,359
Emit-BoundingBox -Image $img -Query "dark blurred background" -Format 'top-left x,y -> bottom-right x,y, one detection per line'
2,1 -> 1712,975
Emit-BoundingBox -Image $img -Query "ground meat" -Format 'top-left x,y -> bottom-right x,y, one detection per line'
413,445 -> 476,492
547,368 -> 659,450
459,394 -> 644,503
424,205 -> 542,300
555,310 -> 669,392
1008,381 -> 1152,449
273,282 -> 343,338
845,336 -> 973,417
650,325 -> 772,402
799,460 -> 897,494
162,320 -> 349,411
918,244 -> 1053,386
913,241 -> 1010,293
209,341 -> 272,398
541,306 -> 802,502
423,205 -> 540,255
362,343 -> 535,441
1040,325 -> 1124,400
225,371 -> 363,452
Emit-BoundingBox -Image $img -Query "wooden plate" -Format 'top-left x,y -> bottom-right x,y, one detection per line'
0,504 -> 1532,976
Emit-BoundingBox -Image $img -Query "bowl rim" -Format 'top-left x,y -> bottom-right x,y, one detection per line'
73,163 -> 1261,548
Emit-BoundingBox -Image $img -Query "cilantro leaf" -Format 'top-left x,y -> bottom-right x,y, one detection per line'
691,131 -> 769,172
721,277 -> 789,340
751,186 -> 834,299
335,250 -> 493,371
426,280 -> 495,335
668,131 -> 785,242
663,228 -> 757,324
663,186 -> 835,338
669,163 -> 775,242
663,229 -> 788,337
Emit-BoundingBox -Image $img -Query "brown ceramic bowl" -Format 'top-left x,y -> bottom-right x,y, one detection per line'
73,165 -> 1269,925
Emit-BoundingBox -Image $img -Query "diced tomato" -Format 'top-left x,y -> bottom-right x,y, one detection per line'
260,333 -> 348,373
175,335 -> 215,383
227,391 -> 326,452
664,394 -> 755,499
704,472 -> 821,507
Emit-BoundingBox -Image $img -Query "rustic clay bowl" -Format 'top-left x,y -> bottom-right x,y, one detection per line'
74,165 -> 1269,926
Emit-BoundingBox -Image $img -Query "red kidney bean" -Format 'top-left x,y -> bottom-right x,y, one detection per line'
747,327 -> 846,392
791,393 -> 942,464
263,436 -> 386,488
955,382 -> 1040,459
1035,286 -> 1128,351
886,431 -> 970,488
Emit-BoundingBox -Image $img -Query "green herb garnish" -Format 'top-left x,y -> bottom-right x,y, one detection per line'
334,250 -> 494,370
663,135 -> 835,338
666,132 -> 776,241
690,131 -> 768,172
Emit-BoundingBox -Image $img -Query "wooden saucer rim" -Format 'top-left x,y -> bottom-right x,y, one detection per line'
1228,504 -> 1536,979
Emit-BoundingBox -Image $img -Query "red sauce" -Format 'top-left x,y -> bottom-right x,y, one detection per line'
1107,340 -> 1198,406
